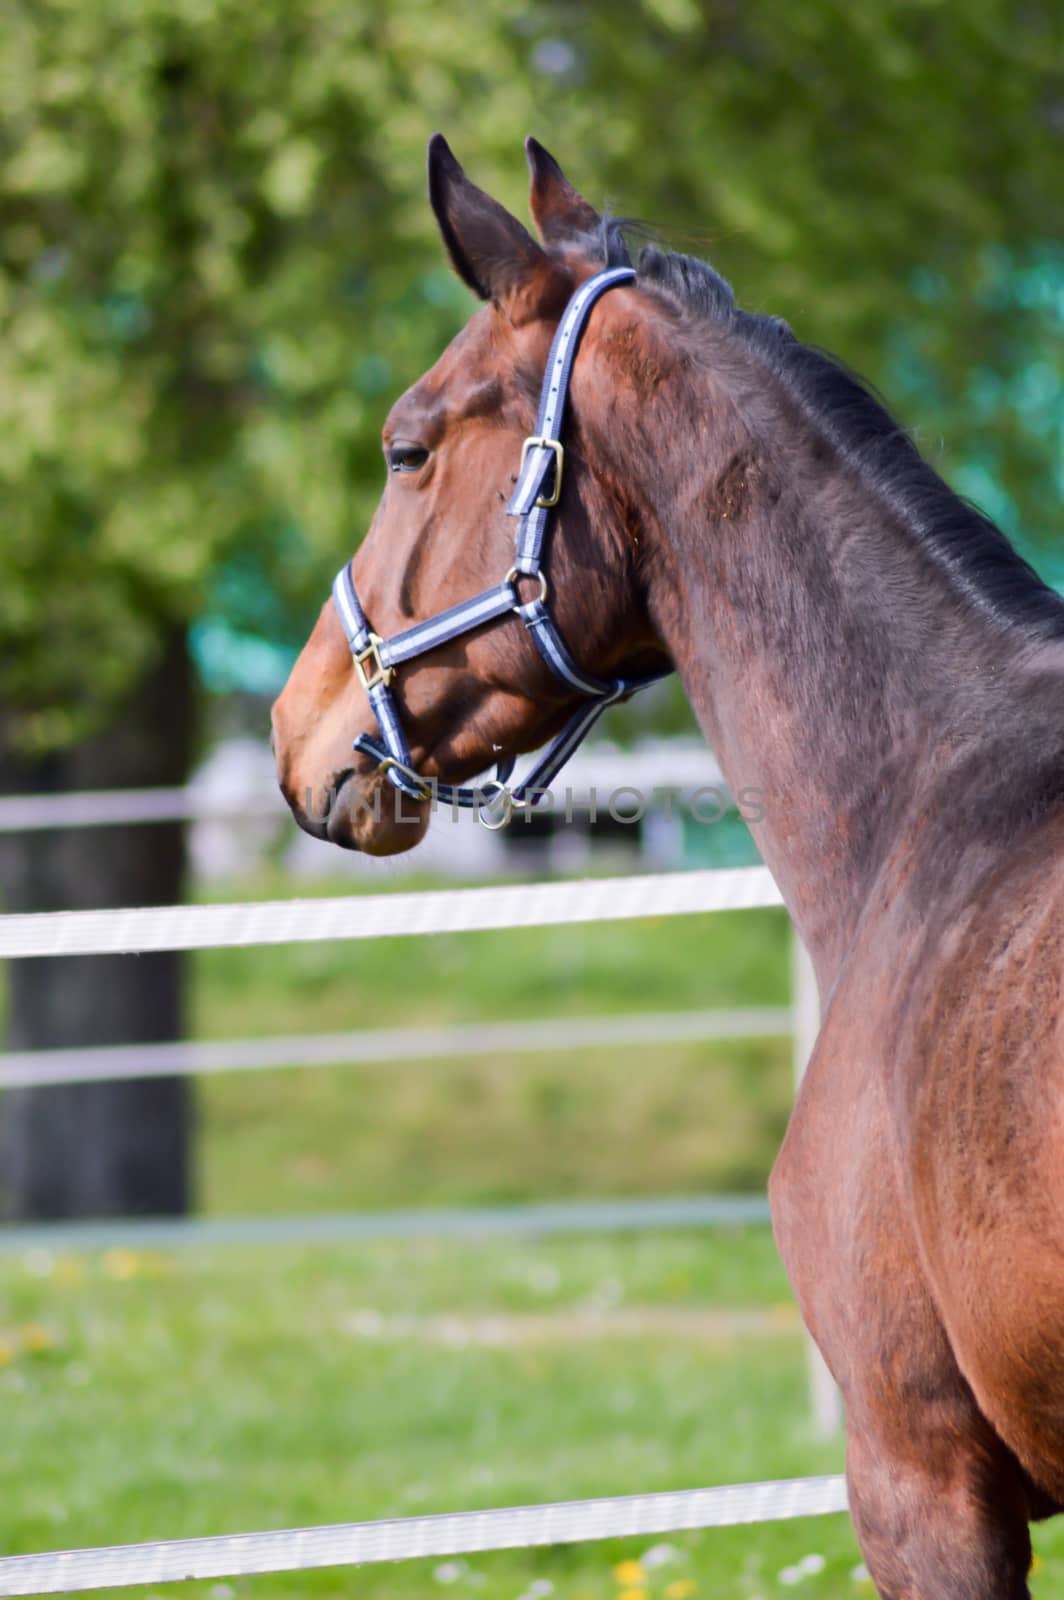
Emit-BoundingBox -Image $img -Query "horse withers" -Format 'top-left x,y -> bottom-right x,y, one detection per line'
272,136 -> 1064,1598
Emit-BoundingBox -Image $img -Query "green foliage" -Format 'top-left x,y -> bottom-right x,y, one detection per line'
3,0 -> 1062,748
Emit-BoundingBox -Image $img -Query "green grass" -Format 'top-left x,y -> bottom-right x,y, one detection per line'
198,1038 -> 791,1215
191,875 -> 793,1216
192,873 -> 791,1034
8,1229 -> 1064,1597
0,1229 -> 866,1600
1,870 -> 848,1595
9,874 -> 1064,1594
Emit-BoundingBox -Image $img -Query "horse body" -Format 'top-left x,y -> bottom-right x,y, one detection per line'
272,136 -> 1064,1596
773,812 -> 1064,1595
598,247 -> 1064,1593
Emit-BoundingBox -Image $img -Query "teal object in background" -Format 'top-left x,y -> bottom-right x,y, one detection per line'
680,807 -> 763,870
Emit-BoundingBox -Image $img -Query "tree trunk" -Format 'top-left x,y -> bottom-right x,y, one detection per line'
0,628 -> 195,1220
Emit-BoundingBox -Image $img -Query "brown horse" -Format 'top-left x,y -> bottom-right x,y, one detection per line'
272,137 -> 1064,1596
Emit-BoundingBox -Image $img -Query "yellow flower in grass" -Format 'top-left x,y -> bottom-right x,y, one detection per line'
0,1339 -> 14,1367
1030,1554 -> 1042,1574
665,1583 -> 697,1600
19,1323 -> 55,1353
613,1562 -> 644,1587
138,1253 -> 172,1281
102,1248 -> 139,1281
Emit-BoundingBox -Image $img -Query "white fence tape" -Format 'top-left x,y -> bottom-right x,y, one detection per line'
0,1007 -> 792,1089
0,786 -> 278,833
0,1476 -> 849,1596
0,1195 -> 774,1255
0,867 -> 783,959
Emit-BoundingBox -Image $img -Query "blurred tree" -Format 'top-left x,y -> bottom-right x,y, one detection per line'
0,633 -> 193,1217
571,0 -> 1064,560
0,0 -> 1061,1213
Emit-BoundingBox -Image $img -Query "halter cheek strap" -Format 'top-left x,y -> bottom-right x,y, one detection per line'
330,265 -> 671,828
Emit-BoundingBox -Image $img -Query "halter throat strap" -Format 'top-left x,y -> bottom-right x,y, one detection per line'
330,264 -> 670,826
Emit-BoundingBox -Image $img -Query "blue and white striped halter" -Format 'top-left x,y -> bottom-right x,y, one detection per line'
331,265 -> 670,828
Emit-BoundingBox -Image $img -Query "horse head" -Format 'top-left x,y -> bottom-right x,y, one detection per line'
271,136 -> 668,853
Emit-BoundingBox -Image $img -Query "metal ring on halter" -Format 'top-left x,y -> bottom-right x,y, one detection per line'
506,566 -> 549,605
377,756 -> 432,800
476,782 -> 514,831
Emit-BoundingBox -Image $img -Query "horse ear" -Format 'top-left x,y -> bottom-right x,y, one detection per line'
525,137 -> 601,245
428,133 -> 547,305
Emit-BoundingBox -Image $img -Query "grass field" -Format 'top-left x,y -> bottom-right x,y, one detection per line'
191,874 -> 794,1216
0,1229 -> 863,1600
13,870 -> 1064,1595
6,1228 -> 1064,1599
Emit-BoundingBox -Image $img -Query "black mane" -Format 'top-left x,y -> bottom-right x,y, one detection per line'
596,220 -> 1064,641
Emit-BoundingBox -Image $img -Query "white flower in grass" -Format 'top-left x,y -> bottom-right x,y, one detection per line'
588,1276 -> 623,1309
777,1552 -> 827,1586
643,1543 -> 679,1569
528,1262 -> 561,1296
528,1581 -> 554,1595
434,1560 -> 468,1584
345,1309 -> 384,1337
23,1249 -> 54,1278
851,1564 -> 872,1585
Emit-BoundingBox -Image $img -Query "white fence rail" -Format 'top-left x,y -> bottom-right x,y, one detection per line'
0,1477 -> 849,1597
0,867 -> 781,959
0,785 -> 270,833
0,1006 -> 791,1089
0,1196 -> 774,1255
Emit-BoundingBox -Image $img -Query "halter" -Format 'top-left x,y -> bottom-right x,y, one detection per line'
331,265 -> 670,829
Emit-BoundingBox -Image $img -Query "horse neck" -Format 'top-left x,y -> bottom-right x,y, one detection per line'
633,387 -> 1043,990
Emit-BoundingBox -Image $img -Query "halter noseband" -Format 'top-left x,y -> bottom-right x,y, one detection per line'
331,266 -> 670,829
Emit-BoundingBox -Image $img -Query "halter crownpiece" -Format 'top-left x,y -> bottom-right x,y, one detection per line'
331,265 -> 671,829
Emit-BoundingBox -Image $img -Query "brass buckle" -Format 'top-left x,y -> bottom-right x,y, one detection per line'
519,436 -> 564,508
354,633 -> 394,692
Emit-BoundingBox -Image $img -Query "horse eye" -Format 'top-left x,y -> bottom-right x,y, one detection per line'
387,446 -> 429,474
